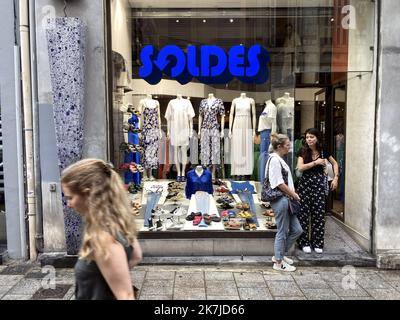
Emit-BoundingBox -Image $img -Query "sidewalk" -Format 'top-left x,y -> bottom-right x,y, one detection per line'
1,263 -> 400,300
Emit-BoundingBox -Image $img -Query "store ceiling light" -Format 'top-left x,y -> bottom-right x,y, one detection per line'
176,19 -> 180,23
331,18 -> 335,22
230,19 -> 234,23
203,19 -> 207,23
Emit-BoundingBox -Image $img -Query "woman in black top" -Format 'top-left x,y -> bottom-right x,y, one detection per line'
61,159 -> 143,300
296,128 -> 339,254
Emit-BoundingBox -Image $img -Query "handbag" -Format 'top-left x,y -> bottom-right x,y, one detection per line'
288,199 -> 301,215
321,151 -> 335,181
261,157 -> 286,202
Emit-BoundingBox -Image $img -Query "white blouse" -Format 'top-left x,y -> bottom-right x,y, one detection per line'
266,153 -> 295,191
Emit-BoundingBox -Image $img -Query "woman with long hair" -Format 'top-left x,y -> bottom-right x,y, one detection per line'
61,159 -> 142,300
266,133 -> 303,272
296,128 -> 339,254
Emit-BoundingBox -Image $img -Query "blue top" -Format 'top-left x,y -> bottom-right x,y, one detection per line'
185,169 -> 213,199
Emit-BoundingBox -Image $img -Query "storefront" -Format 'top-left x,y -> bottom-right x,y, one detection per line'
105,0 -> 376,254
20,0 -> 400,264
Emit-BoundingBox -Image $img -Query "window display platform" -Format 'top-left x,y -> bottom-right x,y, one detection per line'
129,180 -> 278,239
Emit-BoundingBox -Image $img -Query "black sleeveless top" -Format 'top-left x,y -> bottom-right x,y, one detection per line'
74,233 -> 133,300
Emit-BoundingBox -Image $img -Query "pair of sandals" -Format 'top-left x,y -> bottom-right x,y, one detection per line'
122,123 -> 142,134
215,186 -> 229,193
243,223 -> 257,231
119,162 -> 144,173
176,176 -> 186,182
265,216 -> 277,229
263,209 -> 275,217
131,202 -> 142,216
224,220 -> 242,230
119,142 -> 144,153
127,183 -> 142,194
237,211 -> 253,219
236,202 -> 250,210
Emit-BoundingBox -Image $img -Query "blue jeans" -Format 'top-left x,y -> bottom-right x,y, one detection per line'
258,151 -> 269,184
144,191 -> 162,227
270,196 -> 303,261
260,129 -> 272,154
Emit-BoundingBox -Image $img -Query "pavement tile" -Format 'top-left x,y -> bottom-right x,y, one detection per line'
130,270 -> 146,289
263,273 -> 294,281
356,274 -> 393,290
31,284 -> 72,300
341,296 -> 374,300
175,272 -> 205,288
0,264 -> 35,275
0,286 -> 13,299
238,287 -> 273,300
205,272 -> 234,281
207,295 -> 240,300
267,281 -> 303,297
145,271 -> 175,280
318,271 -> 350,282
205,281 -> 239,296
63,286 -> 75,300
1,295 -> 33,300
301,288 -> 340,300
389,281 -> 400,292
233,272 -> 266,288
139,295 -> 173,300
327,281 -> 370,297
0,275 -> 24,286
274,296 -> 306,300
141,280 -> 174,296
364,288 -> 400,300
173,288 -> 206,300
376,271 -> 400,282
8,278 -> 42,295
292,274 -> 330,289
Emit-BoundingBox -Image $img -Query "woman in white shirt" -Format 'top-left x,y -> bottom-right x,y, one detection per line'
266,133 -> 302,272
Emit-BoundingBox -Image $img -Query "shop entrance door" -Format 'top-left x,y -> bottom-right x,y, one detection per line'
314,85 -> 345,221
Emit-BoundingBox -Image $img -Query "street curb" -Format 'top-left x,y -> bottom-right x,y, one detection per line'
38,253 -> 376,268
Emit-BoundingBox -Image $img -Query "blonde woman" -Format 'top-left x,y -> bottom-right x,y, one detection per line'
266,134 -> 302,272
61,159 -> 142,300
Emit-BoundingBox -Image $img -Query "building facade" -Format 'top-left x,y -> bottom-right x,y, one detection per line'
1,0 -> 399,268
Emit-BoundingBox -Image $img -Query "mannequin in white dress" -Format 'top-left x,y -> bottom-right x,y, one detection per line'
138,94 -> 162,181
229,93 -> 256,180
165,94 -> 195,182
276,92 -> 294,140
198,93 -> 225,180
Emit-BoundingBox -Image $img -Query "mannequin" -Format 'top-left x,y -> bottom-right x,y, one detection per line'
276,92 -> 294,141
185,165 -> 213,199
165,94 -> 195,182
139,94 -> 162,181
229,93 -> 256,180
198,93 -> 225,180
258,99 -> 277,183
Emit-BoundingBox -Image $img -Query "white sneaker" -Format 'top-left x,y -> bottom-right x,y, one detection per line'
314,248 -> 323,254
302,246 -> 312,253
272,256 -> 294,265
273,261 -> 296,272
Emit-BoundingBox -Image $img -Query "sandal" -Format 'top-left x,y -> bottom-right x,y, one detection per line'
223,220 -> 242,230
263,209 -> 275,217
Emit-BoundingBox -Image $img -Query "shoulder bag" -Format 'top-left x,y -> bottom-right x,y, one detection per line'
261,156 -> 287,202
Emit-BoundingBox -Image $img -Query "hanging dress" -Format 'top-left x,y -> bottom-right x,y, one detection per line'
141,101 -> 160,170
230,98 -> 254,176
124,114 -> 141,185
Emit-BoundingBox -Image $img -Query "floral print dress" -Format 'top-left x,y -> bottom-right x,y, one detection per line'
141,103 -> 160,170
199,98 -> 225,165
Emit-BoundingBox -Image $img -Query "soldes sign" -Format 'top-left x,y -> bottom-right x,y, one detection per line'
139,44 -> 270,85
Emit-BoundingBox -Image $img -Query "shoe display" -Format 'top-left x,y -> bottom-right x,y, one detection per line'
302,246 -> 312,253
272,261 -> 296,272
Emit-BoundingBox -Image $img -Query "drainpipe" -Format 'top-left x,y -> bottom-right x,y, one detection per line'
19,0 -> 37,260
28,0 -> 44,253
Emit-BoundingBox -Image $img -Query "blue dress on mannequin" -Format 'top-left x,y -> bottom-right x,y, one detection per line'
124,114 -> 141,185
